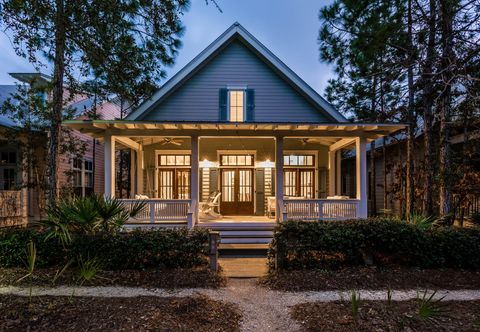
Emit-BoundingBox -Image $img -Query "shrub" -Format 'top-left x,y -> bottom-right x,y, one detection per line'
269,219 -> 480,271
0,228 -> 209,270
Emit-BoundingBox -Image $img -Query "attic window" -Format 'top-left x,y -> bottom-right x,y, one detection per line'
229,90 -> 244,122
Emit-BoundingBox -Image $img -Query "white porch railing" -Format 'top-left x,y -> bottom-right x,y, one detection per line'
283,199 -> 359,221
120,199 -> 190,223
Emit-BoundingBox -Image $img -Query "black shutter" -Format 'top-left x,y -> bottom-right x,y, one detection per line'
219,88 -> 228,121
246,88 -> 255,121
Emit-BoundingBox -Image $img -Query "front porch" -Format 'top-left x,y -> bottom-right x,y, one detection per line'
66,121 -> 404,227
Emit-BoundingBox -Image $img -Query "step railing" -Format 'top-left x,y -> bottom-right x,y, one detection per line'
120,199 -> 190,223
283,199 -> 359,221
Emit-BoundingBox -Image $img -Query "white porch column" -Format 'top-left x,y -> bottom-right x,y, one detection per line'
104,133 -> 116,197
336,150 -> 342,194
190,135 -> 199,227
275,136 -> 284,222
328,150 -> 336,196
136,147 -> 144,195
356,136 -> 368,218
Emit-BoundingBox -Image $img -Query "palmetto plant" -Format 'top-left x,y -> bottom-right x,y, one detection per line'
416,290 -> 448,322
41,195 -> 146,243
408,213 -> 435,231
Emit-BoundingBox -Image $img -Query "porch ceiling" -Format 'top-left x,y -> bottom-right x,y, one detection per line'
63,120 -> 406,141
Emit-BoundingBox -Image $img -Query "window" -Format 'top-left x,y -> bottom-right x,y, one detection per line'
158,154 -> 191,166
229,90 -> 244,122
283,169 -> 315,198
283,154 -> 315,166
72,158 -> 94,197
220,154 -> 254,166
283,153 -> 315,198
0,151 -> 17,190
157,153 -> 191,199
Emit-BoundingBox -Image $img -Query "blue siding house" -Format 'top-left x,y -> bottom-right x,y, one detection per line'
66,23 -> 403,231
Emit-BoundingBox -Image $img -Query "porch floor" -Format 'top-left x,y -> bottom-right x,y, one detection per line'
198,215 -> 274,223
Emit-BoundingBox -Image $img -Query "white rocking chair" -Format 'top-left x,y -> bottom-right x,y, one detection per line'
199,191 -> 222,220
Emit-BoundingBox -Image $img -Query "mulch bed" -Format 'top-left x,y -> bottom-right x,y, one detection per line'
262,267 -> 480,291
0,295 -> 241,331
0,267 -> 226,289
292,300 -> 480,331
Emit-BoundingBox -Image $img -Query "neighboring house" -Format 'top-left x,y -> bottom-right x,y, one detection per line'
0,72 -> 121,227
65,23 -> 404,231
341,130 -> 480,218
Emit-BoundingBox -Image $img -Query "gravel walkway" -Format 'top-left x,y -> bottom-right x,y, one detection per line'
3,281 -> 480,331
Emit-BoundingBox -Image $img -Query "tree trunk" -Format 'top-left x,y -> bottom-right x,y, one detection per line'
422,0 -> 436,217
48,0 -> 66,203
370,141 -> 377,215
438,0 -> 455,218
405,0 -> 416,220
382,136 -> 387,211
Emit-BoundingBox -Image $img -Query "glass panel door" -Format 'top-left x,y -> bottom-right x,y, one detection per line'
221,169 -> 235,202
300,170 -> 314,198
283,170 -> 297,197
238,169 -> 252,202
176,170 -> 191,199
158,170 -> 174,199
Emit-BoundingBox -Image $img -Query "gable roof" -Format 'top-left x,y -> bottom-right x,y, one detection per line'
126,22 -> 347,123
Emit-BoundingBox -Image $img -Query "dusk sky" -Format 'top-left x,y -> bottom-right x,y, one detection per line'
0,0 -> 334,96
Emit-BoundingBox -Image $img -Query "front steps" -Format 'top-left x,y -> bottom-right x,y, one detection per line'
196,221 -> 276,246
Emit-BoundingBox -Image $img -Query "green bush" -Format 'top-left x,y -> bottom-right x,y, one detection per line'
269,219 -> 480,271
0,228 -> 209,270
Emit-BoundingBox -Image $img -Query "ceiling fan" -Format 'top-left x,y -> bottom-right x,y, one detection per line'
160,137 -> 184,146
298,138 -> 324,146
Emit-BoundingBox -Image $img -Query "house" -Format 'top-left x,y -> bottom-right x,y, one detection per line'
65,23 -> 404,230
0,72 -> 121,227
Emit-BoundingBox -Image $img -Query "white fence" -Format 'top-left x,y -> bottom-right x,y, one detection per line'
283,199 -> 359,221
120,199 -> 191,223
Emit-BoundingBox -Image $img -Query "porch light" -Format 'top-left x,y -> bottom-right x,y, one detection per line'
258,159 -> 275,169
199,159 -> 215,168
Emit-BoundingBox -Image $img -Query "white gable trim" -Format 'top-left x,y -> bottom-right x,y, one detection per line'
126,22 -> 347,123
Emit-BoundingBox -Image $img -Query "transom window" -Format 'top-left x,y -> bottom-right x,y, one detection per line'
229,90 -> 244,122
283,154 -> 315,166
158,154 -> 191,166
220,154 -> 254,166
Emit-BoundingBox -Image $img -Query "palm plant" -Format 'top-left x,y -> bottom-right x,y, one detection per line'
41,195 -> 146,243
416,290 -> 448,322
408,213 -> 435,231
93,195 -> 146,234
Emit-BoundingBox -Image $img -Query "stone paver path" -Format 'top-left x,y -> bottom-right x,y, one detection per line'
2,280 -> 480,331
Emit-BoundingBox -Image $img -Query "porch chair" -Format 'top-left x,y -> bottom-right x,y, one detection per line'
199,191 -> 222,220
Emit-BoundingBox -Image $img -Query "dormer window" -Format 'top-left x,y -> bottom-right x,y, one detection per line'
229,90 -> 245,122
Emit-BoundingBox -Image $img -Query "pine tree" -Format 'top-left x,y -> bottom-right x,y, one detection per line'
0,0 -> 189,203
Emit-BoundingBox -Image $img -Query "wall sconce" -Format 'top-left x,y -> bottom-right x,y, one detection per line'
199,159 -> 216,168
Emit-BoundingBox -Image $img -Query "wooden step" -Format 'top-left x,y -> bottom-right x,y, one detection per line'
219,230 -> 274,237
219,243 -> 270,250
220,237 -> 272,244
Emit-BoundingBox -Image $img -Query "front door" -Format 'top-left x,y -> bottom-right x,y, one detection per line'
220,168 -> 254,215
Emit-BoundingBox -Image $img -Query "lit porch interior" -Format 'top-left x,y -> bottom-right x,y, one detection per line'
64,121 -> 405,226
